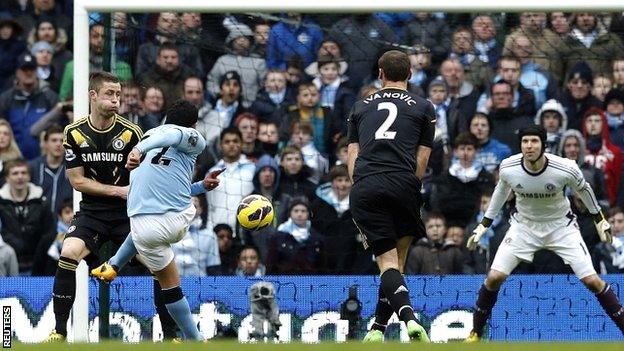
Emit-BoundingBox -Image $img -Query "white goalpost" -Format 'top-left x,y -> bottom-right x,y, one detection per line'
71,0 -> 623,342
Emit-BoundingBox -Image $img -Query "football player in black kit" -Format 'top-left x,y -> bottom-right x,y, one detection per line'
46,72 -> 175,341
347,50 -> 435,343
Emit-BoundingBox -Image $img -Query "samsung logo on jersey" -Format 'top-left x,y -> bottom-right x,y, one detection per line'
81,152 -> 124,162
363,91 -> 417,106
517,192 -> 557,199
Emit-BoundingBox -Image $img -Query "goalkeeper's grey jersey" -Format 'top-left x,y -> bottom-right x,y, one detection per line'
485,153 -> 601,222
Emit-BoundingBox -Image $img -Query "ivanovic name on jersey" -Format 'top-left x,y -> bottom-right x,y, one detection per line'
362,90 -> 417,106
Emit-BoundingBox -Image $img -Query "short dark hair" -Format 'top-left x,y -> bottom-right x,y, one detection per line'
454,131 -> 479,148
286,55 -> 305,71
378,50 -> 411,82
122,80 -> 141,91
165,99 -> 198,128
453,26 -> 473,37
158,41 -> 179,56
213,223 -> 233,235
290,121 -> 314,136
609,206 -> 623,218
184,75 -> 203,87
3,159 -> 29,178
317,55 -> 340,70
259,120 -> 278,129
220,126 -> 242,142
490,79 -> 512,95
297,82 -> 318,94
238,245 -> 260,260
44,124 -> 64,141
498,56 -> 521,69
58,198 -> 73,215
424,211 -> 446,224
88,71 -> 120,92
280,145 -> 303,161
471,112 -> 490,124
329,164 -> 348,181
141,85 -> 165,102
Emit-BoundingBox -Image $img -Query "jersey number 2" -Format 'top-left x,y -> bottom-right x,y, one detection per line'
375,102 -> 397,140
151,146 -> 171,166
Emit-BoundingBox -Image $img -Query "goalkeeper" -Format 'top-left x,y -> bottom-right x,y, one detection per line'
465,125 -> 624,342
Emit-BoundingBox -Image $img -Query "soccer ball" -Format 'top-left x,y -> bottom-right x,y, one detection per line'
237,195 -> 274,231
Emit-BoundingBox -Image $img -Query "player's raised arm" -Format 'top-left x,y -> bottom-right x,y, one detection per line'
566,160 -> 613,243
131,126 -> 206,165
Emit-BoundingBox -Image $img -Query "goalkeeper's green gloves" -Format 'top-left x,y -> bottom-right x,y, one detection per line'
593,211 -> 613,244
466,217 -> 493,251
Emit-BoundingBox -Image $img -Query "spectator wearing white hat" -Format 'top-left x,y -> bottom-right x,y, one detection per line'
31,40 -> 59,91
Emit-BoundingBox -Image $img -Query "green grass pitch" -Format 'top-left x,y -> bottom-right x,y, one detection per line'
8,341 -> 624,351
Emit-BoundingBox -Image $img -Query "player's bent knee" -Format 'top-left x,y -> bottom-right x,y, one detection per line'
375,248 -> 400,274
60,237 -> 89,260
485,270 -> 508,289
153,260 -> 181,289
581,274 -> 605,293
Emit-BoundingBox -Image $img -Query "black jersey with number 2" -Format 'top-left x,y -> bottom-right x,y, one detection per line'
347,88 -> 435,183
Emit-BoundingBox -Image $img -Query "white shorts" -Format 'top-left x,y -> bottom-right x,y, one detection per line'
130,205 -> 196,272
490,212 -> 596,279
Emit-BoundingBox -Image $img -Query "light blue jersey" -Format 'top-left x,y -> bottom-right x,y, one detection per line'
128,124 -> 207,216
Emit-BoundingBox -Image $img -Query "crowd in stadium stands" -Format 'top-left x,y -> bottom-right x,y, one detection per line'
1,2 -> 624,277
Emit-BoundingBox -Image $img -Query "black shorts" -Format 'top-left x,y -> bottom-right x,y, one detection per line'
350,172 -> 425,256
65,210 -> 130,267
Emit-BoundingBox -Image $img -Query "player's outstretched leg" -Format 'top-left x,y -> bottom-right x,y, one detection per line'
154,278 -> 180,339
47,238 -> 89,341
582,275 -> 624,334
91,234 -> 137,282
466,284 -> 500,342
379,268 -> 428,342
46,256 -> 78,341
596,284 -> 624,334
155,261 -> 202,341
363,286 -> 393,342
161,286 -> 201,341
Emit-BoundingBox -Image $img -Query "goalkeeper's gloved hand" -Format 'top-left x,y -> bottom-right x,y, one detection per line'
593,211 -> 613,244
466,217 -> 492,251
